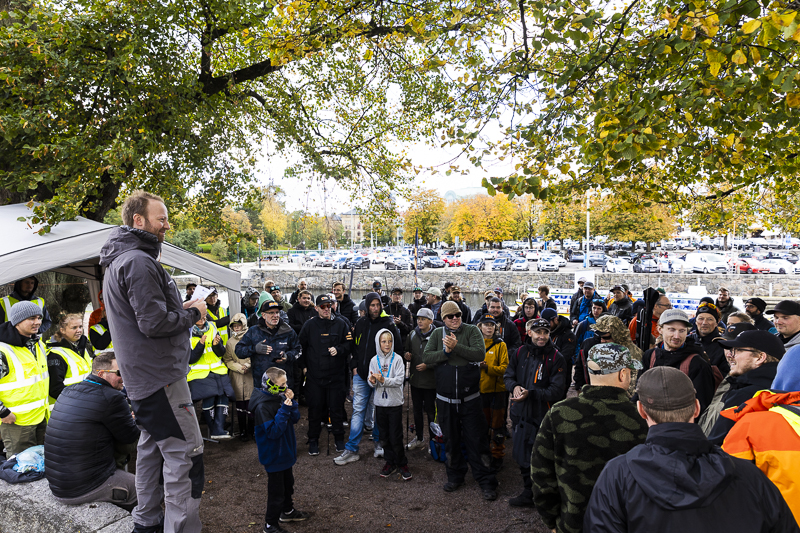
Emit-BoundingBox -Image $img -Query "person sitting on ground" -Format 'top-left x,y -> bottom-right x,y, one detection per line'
584,367 -> 798,533
690,302 -> 728,375
705,330 -> 785,445
188,314 -> 234,440
722,364 -> 800,525
744,298 -> 777,333
368,329 -> 411,481
477,314 -> 509,472
45,352 -> 139,511
0,301 -> 49,455
638,309 -> 716,415
47,313 -> 94,406
224,313 -> 254,442
504,318 -> 567,508
531,343 -> 647,533
250,368 -> 310,533
403,308 -> 437,451
0,276 -> 53,333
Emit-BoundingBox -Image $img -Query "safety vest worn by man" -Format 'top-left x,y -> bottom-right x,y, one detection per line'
207,307 -> 229,344
89,323 -> 113,351
0,339 -> 49,425
187,323 -> 227,382
47,345 -> 93,409
1,296 -> 45,322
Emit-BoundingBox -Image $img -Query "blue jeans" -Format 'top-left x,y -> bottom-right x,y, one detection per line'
345,374 -> 379,452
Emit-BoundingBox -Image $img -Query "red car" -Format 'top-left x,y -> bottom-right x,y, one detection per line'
728,258 -> 771,274
442,254 -> 461,267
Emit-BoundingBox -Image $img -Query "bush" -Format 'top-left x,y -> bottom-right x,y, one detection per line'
170,229 -> 201,252
211,239 -> 228,259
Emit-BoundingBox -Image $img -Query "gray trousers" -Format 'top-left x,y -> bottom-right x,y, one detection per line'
130,379 -> 204,533
54,468 -> 137,511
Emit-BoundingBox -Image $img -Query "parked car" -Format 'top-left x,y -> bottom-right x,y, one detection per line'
656,256 -> 685,272
661,240 -> 678,250
491,257 -> 512,271
441,254 -> 461,267
423,255 -> 446,268
525,251 -> 542,262
684,252 -> 729,274
465,258 -> 486,271
385,255 -> 411,270
761,259 -> 800,275
632,257 -> 660,273
537,256 -> 560,272
606,258 -> 631,273
331,256 -> 351,269
346,256 -> 370,269
588,252 -> 608,268
567,251 -> 585,262
609,251 -> 634,263
511,258 -> 529,271
729,257 -> 771,274
314,255 -> 334,267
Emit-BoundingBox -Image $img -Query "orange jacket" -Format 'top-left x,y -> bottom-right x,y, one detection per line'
721,390 -> 800,525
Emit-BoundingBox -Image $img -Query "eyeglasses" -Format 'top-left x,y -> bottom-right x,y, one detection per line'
102,370 -> 121,377
655,302 -> 672,308
444,313 -> 462,320
731,348 -> 762,357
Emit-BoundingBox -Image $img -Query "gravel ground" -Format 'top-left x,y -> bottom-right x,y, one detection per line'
196,399 -> 553,533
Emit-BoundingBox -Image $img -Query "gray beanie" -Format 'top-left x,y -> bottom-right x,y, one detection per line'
9,301 -> 43,326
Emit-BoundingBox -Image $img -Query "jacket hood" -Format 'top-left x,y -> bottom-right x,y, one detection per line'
551,315 -> 572,336
12,276 -> 39,300
0,321 -> 37,347
627,423 -> 734,511
782,330 -> 800,349
256,291 -> 275,313
250,386 -> 282,409
364,292 -> 388,322
99,226 -> 160,267
720,389 -> 800,423
374,327 -> 395,357
229,313 -> 249,338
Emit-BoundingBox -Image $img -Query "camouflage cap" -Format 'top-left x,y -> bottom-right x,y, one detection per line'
587,343 -> 643,375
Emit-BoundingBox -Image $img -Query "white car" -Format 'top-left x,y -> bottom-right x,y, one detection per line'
606,258 -> 631,273
511,258 -> 529,271
761,259 -> 800,275
368,252 -> 388,264
540,253 -> 566,267
537,256 -> 560,272
525,251 -> 541,262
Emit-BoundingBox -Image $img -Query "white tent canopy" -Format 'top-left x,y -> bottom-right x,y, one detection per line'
0,203 -> 241,315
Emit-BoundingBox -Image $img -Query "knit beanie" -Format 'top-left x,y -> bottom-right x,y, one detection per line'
9,301 -> 43,326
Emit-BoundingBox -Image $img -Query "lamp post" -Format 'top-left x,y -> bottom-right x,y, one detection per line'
584,190 -> 591,269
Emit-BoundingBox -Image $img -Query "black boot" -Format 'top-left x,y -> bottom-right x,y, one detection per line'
509,489 -> 534,507
238,411 -> 251,442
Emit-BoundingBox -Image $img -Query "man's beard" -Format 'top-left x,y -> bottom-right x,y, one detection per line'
144,221 -> 166,242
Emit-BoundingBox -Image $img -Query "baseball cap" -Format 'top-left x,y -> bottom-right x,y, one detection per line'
316,294 -> 333,306
637,367 -> 697,410
484,290 -> 495,299
528,318 -> 551,332
413,287 -> 423,292
587,343 -> 642,375
494,287 -> 503,294
440,301 -> 460,317
372,281 -> 382,289
425,287 -> 442,297
451,286 -> 461,293
270,285 -> 281,292
610,285 -> 624,292
765,300 -> 800,316
583,281 -> 595,289
259,301 -> 282,313
416,308 -> 434,320
540,308 -> 558,321
745,298 -> 767,313
578,277 -> 587,283
391,287 -> 403,294
477,314 -> 497,324
719,330 -> 787,360
658,308 -> 691,327
715,322 -> 756,341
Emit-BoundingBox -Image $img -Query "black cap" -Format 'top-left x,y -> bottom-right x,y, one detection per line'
528,318 -> 551,332
715,322 -> 756,341
391,287 -> 403,294
316,294 -> 333,306
541,308 -> 558,321
477,314 -> 497,325
765,300 -> 800,316
259,301 -> 282,313
745,298 -> 767,313
719,330 -> 787,360
372,281 -> 382,289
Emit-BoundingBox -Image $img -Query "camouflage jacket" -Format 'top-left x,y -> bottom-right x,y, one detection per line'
530,385 -> 648,533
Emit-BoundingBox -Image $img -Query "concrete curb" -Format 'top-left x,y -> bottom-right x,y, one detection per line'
0,479 -> 133,532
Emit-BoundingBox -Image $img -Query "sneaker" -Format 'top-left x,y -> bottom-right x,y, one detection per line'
483,489 -> 497,501
335,439 -> 345,453
308,440 -> 320,456
380,462 -> 397,478
279,509 -> 311,522
210,433 -> 232,441
406,436 -> 424,450
399,466 -> 412,481
263,523 -> 289,533
373,445 -> 384,458
334,450 -> 360,465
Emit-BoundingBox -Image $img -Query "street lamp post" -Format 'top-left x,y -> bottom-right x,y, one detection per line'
584,190 -> 591,269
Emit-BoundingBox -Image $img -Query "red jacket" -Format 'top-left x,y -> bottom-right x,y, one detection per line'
722,390 -> 800,525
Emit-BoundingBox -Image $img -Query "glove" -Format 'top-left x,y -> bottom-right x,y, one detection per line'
254,342 -> 271,355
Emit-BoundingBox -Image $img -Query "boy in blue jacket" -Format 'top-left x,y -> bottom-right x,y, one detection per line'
250,367 -> 310,533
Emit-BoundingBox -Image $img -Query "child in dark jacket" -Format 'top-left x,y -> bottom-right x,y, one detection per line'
250,367 -> 310,533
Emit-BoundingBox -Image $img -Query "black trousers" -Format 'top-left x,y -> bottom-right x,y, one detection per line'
376,405 -> 407,467
411,386 -> 436,440
306,381 -> 345,440
264,467 -> 294,526
437,396 -> 497,490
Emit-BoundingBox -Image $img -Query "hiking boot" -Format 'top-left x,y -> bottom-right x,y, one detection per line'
373,445 -> 384,458
400,466 -> 412,481
406,436 -> 424,450
490,457 -> 503,473
263,523 -> 290,533
380,462 -> 397,478
334,450 -> 360,465
509,490 -> 534,507
483,489 -> 498,501
443,481 -> 463,492
279,509 -> 311,522
308,440 -> 320,456
335,439 -> 345,453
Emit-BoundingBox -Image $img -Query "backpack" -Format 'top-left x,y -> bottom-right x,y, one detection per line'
649,352 -> 725,392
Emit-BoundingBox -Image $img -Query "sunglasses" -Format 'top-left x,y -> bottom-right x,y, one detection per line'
699,302 -> 718,310
318,304 -> 332,309
102,370 -> 121,377
444,313 -> 463,320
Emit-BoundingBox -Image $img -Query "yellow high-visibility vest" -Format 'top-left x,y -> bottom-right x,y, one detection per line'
1,296 -> 45,322
187,323 -> 227,382
89,323 -> 113,351
207,306 -> 229,344
47,345 -> 93,409
0,340 -> 49,426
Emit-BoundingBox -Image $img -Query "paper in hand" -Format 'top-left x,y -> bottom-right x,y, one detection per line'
191,285 -> 214,302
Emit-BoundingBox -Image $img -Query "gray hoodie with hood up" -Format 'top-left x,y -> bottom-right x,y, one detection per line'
99,226 -> 202,401
368,328 -> 405,407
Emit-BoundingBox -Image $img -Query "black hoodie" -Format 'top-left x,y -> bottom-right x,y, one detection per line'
641,338 -> 716,415
338,294 -> 358,325
287,301 -> 318,335
350,293 -> 401,381
0,276 -> 53,333
0,321 -> 47,418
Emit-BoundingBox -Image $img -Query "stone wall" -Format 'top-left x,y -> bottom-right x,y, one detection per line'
240,269 -> 800,298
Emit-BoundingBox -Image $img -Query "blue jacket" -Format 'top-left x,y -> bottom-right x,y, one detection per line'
250,388 -> 300,473
235,318 -> 301,390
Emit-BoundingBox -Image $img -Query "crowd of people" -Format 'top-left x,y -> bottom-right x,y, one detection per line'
0,191 -> 798,533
